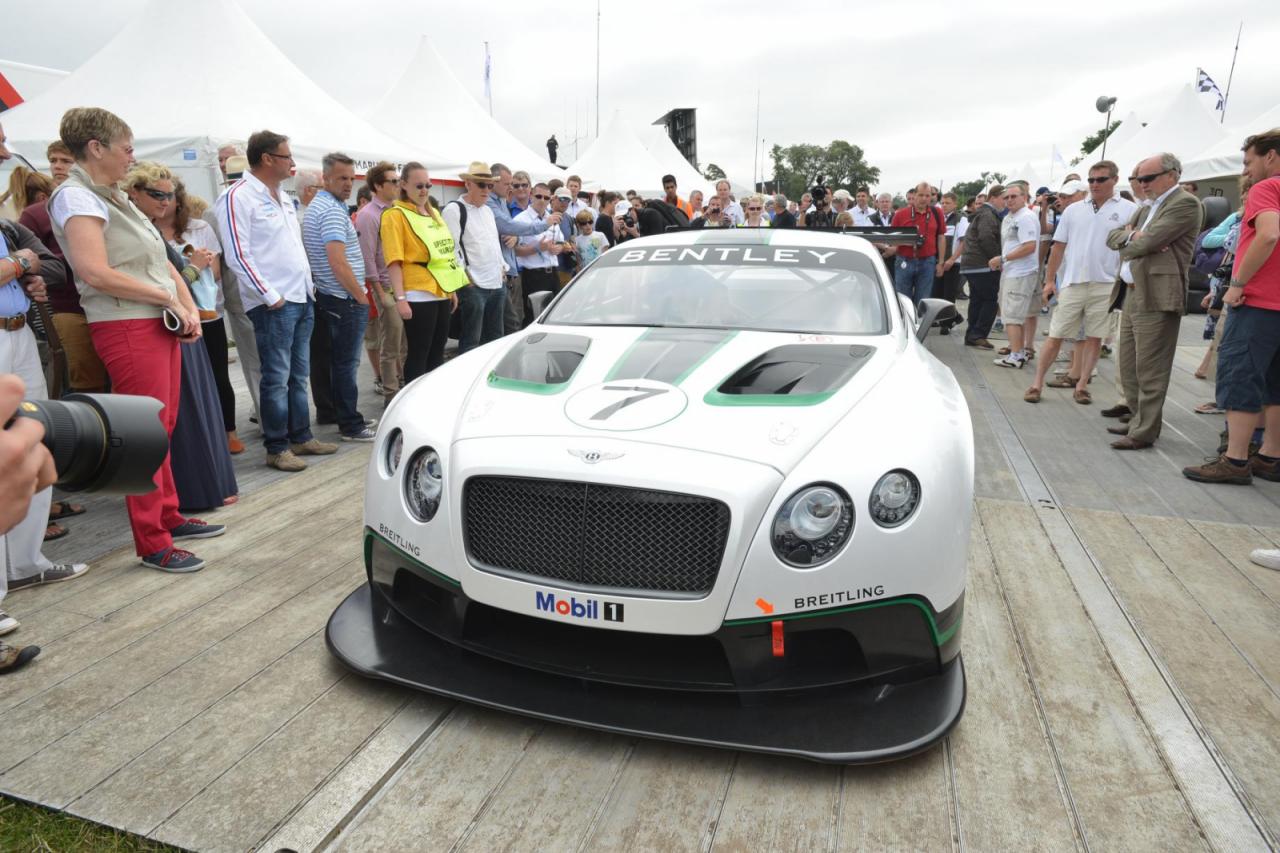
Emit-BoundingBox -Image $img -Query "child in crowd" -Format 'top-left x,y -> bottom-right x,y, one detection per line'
573,210 -> 608,265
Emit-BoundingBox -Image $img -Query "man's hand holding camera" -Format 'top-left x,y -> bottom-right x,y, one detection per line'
0,375 -> 56,535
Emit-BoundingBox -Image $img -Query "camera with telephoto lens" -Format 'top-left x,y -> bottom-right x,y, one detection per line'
7,394 -> 169,494
810,184 -> 828,203
1045,193 -> 1059,207
623,213 -> 636,227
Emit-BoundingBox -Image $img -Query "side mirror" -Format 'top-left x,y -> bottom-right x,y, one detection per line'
528,290 -> 553,320
916,298 -> 958,342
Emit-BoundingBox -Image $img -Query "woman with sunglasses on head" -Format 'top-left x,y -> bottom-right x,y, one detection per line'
124,163 -> 238,515
379,162 -> 463,382
49,108 -> 223,573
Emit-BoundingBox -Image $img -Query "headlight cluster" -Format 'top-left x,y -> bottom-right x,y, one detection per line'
772,485 -> 854,567
771,471 -> 922,567
404,446 -> 443,522
869,470 -> 921,528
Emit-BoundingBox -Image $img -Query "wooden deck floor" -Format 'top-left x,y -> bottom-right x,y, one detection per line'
3,313 -> 1279,852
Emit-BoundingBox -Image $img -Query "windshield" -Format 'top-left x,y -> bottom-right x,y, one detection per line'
545,243 -> 889,335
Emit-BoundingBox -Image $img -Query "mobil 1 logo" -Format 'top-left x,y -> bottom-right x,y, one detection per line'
535,590 -> 625,623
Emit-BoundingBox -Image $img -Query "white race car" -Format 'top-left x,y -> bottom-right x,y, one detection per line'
327,227 -> 973,763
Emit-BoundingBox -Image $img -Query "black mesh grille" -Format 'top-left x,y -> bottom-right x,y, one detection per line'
463,476 -> 731,595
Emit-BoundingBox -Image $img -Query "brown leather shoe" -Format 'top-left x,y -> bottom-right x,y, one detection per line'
0,640 -> 40,674
1111,437 -> 1152,450
1184,454 -> 1253,484
1251,454 -> 1280,482
1106,425 -> 1130,436
1101,404 -> 1132,418
966,338 -> 995,350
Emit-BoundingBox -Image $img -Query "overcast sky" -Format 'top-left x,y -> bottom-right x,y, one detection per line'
5,0 -> 1277,193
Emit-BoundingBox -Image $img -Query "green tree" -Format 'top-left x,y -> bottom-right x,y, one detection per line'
949,171 -> 1007,201
702,163 -> 726,181
1080,120 -> 1121,157
769,140 -> 880,200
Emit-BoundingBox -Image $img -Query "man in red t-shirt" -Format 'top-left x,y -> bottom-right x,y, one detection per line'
890,181 -> 947,306
1183,127 -> 1280,485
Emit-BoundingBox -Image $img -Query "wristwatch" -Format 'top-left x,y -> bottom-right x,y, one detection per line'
1229,278 -> 1246,288
14,254 -> 32,275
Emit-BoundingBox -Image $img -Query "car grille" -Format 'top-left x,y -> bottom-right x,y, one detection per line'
463,476 -> 731,596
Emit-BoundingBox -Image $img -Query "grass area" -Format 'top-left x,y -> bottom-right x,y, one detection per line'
0,797 -> 182,852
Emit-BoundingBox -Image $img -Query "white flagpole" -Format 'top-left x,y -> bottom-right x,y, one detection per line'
483,42 -> 493,116
1221,21 -> 1242,124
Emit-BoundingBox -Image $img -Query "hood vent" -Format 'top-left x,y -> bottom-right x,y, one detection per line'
488,333 -> 591,393
706,344 -> 875,406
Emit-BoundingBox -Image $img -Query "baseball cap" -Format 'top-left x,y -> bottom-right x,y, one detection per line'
615,199 -> 632,216
553,186 -> 573,200
1059,180 -> 1087,195
1035,186 -> 1051,196
832,189 -> 853,201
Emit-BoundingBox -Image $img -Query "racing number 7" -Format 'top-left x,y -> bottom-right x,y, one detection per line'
591,385 -> 668,421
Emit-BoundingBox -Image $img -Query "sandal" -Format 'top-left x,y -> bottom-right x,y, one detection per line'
49,502 -> 86,520
1194,370 -> 1207,379
1025,349 -> 1036,361
1046,376 -> 1078,388
1073,388 -> 1092,405
997,347 -> 1012,356
44,523 -> 69,542
1023,387 -> 1042,403
1194,402 -> 1224,414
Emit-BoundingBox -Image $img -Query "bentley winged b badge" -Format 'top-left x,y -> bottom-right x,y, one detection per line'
567,449 -> 625,464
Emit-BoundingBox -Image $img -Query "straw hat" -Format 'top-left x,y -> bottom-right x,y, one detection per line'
459,161 -> 499,182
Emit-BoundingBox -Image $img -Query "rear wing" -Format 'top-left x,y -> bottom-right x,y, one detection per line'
672,224 -> 924,246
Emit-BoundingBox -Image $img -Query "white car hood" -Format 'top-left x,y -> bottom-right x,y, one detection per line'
448,324 -> 901,475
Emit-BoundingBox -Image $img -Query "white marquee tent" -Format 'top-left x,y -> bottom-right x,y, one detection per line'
567,112 -> 671,198
0,0 -> 451,203
1102,85 -> 1228,180
1183,104 -> 1280,181
642,125 -> 708,201
364,36 -> 560,183
0,60 -> 68,105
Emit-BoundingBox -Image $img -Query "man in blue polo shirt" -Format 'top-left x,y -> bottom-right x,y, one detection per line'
302,152 -> 374,442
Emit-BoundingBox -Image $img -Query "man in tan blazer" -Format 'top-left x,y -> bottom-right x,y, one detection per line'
1104,153 -> 1204,449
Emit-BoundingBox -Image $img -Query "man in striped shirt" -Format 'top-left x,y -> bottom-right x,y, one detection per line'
216,130 -> 337,471
303,152 -> 374,443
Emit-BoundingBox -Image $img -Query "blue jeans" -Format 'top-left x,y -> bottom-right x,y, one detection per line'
894,257 -> 936,306
458,285 -> 507,353
249,299 -> 315,454
315,291 -> 369,436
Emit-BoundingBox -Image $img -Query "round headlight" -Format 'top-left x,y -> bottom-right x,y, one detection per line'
870,470 -> 921,527
404,447 -> 443,521
383,429 -> 403,477
772,484 -> 854,568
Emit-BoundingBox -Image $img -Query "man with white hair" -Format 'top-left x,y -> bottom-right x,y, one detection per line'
771,194 -> 796,228
1103,152 -> 1203,450
1024,165 -> 1136,404
714,179 -> 744,226
870,193 -> 894,226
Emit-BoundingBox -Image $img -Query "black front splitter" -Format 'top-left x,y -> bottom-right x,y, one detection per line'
326,584 -> 965,764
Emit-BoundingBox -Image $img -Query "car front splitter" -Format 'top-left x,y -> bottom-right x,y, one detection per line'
326,583 -> 965,764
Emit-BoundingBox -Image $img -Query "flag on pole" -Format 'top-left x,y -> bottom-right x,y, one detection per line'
483,43 -> 493,116
1052,145 -> 1069,174
1196,67 -> 1225,113
0,69 -> 24,112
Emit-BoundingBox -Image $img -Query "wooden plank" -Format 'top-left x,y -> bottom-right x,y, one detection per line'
584,741 -> 733,853
0,475 -> 365,715
450,725 -> 630,852
331,707 -> 539,852
709,754 -> 839,852
836,749 -> 954,852
1129,515 -> 1280,692
2,556 -> 364,807
69,633 -> 346,836
945,506 -> 1079,851
253,695 -> 452,853
0,503 -> 363,773
1068,507 -> 1280,841
1189,520 -> 1280,606
151,675 -> 408,853
17,445 -> 369,621
977,499 -> 1208,850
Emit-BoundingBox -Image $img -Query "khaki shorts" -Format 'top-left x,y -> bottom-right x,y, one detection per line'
1049,281 -> 1112,340
364,306 -> 382,350
999,272 -> 1039,321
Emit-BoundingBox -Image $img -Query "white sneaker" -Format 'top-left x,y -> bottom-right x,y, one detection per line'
1251,549 -> 1280,571
0,610 -> 18,636
994,353 -> 1026,369
342,427 -> 377,443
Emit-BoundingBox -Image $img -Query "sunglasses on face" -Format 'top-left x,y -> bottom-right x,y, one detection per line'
746,206 -> 762,212
409,182 -> 432,190
532,193 -> 550,200
1134,169 -> 1170,184
265,151 -> 294,163
473,182 -> 493,189
1086,176 -> 1114,184
512,182 -> 529,188
143,188 -> 175,201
